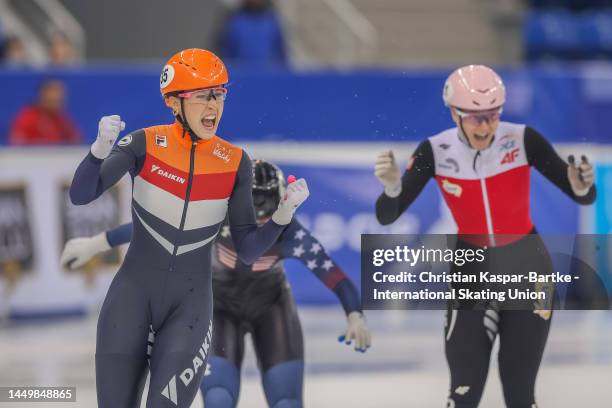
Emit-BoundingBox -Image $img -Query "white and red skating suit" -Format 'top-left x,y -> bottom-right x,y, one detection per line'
376,122 -> 596,246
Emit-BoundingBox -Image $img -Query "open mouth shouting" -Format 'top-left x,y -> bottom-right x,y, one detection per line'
202,112 -> 217,131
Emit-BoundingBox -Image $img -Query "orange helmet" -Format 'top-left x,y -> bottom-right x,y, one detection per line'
160,48 -> 228,96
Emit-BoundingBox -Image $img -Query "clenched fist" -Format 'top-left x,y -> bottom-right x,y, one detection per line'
91,115 -> 126,159
374,150 -> 401,197
567,155 -> 594,196
272,178 -> 309,225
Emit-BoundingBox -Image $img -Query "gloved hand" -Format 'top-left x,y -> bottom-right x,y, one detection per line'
60,232 -> 110,269
338,311 -> 371,353
374,150 -> 401,197
272,178 -> 309,225
91,115 -> 126,159
567,155 -> 594,196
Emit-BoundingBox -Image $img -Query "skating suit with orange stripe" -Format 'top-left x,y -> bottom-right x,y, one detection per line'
70,121 -> 286,408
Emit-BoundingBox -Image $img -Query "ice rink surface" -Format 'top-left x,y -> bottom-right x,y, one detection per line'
1,308 -> 610,407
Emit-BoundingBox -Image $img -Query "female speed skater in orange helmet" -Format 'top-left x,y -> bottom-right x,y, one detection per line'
68,48 -> 310,408
62,159 -> 372,408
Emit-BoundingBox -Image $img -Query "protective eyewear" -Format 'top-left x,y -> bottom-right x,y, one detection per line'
455,107 -> 502,126
179,87 -> 228,103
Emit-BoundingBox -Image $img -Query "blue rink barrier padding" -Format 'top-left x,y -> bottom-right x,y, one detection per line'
0,154 -> 604,318
2,63 -> 611,316
1,64 -> 612,144
9,308 -> 87,321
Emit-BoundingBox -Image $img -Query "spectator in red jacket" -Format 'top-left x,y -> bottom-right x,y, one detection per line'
9,79 -> 82,145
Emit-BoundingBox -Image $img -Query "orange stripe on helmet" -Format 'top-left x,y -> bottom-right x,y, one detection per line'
160,48 -> 229,96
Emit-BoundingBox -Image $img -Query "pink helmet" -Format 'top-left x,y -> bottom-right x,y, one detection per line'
442,65 -> 505,110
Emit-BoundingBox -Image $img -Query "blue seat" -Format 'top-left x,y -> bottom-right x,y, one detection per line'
524,9 -> 583,60
584,9 -> 612,57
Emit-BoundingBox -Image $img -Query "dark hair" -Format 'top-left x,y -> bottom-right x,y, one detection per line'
1,36 -> 24,60
38,78 -> 64,92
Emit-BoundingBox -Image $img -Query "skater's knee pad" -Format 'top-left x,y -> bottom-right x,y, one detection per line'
271,398 -> 302,408
262,360 -> 304,408
204,387 -> 235,408
200,357 -> 240,407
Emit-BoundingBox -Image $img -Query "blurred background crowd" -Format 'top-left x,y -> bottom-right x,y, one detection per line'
1,0 -> 612,146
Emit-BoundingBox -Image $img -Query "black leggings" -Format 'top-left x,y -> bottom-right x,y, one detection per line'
445,308 -> 551,408
201,284 -> 305,407
212,284 -> 304,371
444,233 -> 554,408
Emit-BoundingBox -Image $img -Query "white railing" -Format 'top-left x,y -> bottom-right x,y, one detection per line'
0,0 -> 47,65
0,0 -> 86,64
321,0 -> 377,48
321,0 -> 378,67
275,0 -> 320,68
276,0 -> 378,68
33,0 -> 86,61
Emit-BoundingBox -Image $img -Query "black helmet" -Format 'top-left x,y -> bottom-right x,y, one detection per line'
252,159 -> 285,219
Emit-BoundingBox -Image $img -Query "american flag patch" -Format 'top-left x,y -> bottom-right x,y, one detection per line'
155,134 -> 167,147
217,244 -> 237,268
252,255 -> 280,271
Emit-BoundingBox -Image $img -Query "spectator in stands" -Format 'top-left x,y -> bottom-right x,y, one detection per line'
220,0 -> 286,66
2,36 -> 30,66
48,32 -> 77,66
9,79 -> 82,145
